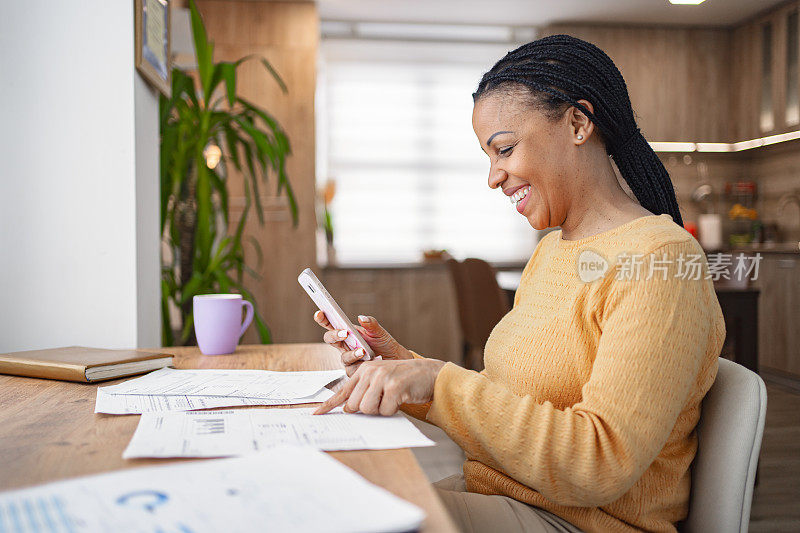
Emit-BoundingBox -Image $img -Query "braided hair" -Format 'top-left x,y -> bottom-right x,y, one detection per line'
474,34 -> 683,226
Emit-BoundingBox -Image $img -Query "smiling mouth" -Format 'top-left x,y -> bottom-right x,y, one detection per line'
509,185 -> 531,208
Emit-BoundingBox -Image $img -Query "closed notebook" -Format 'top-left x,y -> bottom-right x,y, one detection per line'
0,346 -> 173,383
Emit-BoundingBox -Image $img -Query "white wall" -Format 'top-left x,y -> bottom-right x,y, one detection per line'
0,1 -> 160,352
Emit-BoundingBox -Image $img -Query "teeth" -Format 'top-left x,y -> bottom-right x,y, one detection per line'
509,186 -> 530,205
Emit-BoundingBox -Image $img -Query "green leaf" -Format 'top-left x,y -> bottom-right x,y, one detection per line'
277,159 -> 299,226
179,313 -> 195,345
206,64 -> 224,107
235,283 -> 272,344
253,311 -> 272,344
159,125 -> 178,233
240,141 -> 265,224
161,278 -> 175,346
220,62 -> 237,107
247,235 -> 264,269
222,124 -> 242,172
180,271 -> 207,305
189,0 -> 214,99
194,156 -> 214,267
259,58 -> 288,93
234,115 -> 270,169
229,54 -> 287,94
162,68 -> 197,125
208,169 -> 228,226
237,98 -> 291,163
206,62 -> 237,109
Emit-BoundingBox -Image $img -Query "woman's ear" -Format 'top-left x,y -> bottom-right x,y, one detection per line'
569,99 -> 595,145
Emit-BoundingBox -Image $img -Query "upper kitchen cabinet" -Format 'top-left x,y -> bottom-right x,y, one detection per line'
732,2 -> 800,140
730,22 -> 760,141
541,24 -> 732,142
545,3 -> 800,143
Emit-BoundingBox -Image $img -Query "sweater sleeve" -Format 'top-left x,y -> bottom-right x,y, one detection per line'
423,240 -> 723,507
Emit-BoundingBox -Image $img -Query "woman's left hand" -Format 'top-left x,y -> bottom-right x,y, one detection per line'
314,358 -> 446,416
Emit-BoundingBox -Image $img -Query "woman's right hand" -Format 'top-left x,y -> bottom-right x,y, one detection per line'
314,311 -> 414,376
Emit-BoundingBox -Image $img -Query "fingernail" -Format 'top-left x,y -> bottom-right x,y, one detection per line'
337,330 -> 348,339
357,348 -> 366,357
358,315 -> 370,323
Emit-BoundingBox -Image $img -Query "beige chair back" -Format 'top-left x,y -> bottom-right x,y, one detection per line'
682,358 -> 767,533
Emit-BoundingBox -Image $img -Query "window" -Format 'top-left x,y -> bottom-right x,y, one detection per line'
317,39 -> 539,264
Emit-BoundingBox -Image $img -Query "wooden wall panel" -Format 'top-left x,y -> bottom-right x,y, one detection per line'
197,0 -> 320,343
541,25 -> 732,142
322,267 -> 463,365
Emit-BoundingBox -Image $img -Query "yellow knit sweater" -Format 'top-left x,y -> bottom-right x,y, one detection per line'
404,214 -> 725,532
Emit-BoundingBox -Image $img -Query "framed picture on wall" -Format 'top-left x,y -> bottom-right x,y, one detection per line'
135,0 -> 171,97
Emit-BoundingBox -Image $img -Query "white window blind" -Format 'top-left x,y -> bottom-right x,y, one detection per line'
317,39 -> 538,264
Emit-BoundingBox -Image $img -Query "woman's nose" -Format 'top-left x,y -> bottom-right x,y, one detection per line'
487,164 -> 507,190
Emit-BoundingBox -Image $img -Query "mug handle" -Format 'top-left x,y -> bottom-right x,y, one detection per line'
239,300 -> 254,339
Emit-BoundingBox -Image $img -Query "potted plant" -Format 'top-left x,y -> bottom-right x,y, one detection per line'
160,0 -> 297,346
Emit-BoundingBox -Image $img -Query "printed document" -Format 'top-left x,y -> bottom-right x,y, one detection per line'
95,387 -> 335,415
101,367 -> 345,399
0,446 -> 425,533
123,407 -> 435,458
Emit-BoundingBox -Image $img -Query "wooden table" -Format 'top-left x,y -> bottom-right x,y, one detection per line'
0,343 -> 458,533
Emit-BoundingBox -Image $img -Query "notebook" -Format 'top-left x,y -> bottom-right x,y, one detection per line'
0,346 -> 173,383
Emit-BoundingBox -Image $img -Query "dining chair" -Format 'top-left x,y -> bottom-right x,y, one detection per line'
445,258 -> 510,371
682,357 -> 767,533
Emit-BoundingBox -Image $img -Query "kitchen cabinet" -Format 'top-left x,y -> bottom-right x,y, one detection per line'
541,24 -> 732,142
322,265 -> 463,364
731,20 -> 761,141
545,1 -> 800,143
732,2 -> 800,140
752,253 -> 800,379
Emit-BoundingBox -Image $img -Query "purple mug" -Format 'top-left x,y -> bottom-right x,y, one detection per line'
193,294 -> 254,355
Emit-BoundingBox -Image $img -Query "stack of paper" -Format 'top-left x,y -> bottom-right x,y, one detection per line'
96,367 -> 345,415
123,407 -> 435,458
0,446 -> 425,533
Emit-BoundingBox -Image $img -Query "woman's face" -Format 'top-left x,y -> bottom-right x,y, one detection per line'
472,91 -> 579,230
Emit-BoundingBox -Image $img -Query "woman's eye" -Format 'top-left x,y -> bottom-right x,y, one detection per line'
498,146 -> 514,156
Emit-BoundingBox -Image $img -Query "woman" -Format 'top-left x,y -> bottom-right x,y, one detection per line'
313,35 -> 724,533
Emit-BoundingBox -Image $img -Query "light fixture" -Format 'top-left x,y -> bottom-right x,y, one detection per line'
649,129 -> 800,153
649,142 -> 697,152
204,144 -> 222,169
669,0 -> 706,5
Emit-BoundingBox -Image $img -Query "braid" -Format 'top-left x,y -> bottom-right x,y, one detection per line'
474,35 -> 683,226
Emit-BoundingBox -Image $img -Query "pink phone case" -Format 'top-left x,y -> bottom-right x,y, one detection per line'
298,268 -> 378,360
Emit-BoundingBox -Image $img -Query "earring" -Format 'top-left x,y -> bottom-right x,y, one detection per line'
577,134 -> 584,141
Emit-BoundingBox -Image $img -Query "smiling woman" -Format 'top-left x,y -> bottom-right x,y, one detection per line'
313,34 -> 725,533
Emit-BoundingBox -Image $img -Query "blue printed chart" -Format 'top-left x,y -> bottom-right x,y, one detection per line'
0,447 -> 423,533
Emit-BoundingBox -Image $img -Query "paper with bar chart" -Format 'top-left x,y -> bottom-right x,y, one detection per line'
122,407 -> 435,458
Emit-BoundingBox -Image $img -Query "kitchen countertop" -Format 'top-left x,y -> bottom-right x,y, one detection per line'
321,244 -> 799,273
725,242 -> 800,255
321,260 -> 528,271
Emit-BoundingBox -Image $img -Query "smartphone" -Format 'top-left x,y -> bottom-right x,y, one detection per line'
298,268 -> 378,360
